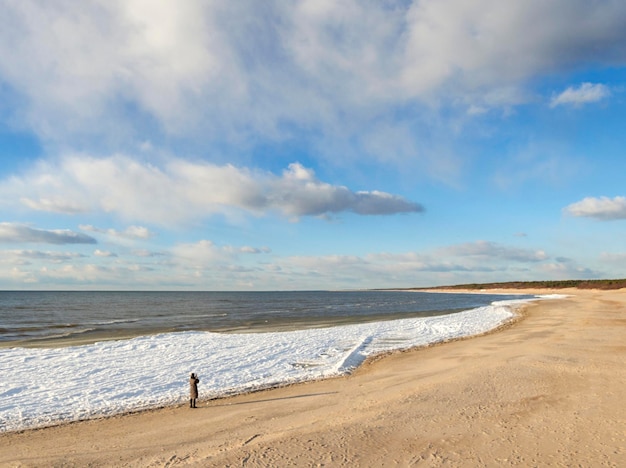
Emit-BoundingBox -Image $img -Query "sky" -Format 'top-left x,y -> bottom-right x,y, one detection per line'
0,0 -> 625,291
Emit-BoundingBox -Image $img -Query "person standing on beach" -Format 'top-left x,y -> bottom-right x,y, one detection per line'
189,372 -> 199,408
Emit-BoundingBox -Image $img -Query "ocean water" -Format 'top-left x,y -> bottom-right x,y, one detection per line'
0,290 -> 547,432
0,290 -> 533,347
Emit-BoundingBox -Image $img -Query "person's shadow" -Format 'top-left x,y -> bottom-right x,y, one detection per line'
204,391 -> 338,407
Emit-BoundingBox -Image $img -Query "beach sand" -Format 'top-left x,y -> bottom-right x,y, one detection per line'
1,288 -> 624,467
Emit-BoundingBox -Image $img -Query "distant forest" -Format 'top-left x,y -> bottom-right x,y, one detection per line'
413,279 -> 626,291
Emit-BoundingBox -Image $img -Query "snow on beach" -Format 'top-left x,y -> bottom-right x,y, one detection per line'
0,297 -> 550,433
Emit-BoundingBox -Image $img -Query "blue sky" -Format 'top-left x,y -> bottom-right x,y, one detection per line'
1,0 -> 625,290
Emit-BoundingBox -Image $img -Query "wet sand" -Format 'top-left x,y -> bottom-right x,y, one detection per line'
1,288 -> 625,467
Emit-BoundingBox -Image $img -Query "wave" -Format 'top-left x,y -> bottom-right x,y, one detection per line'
86,318 -> 140,326
25,328 -> 98,341
176,313 -> 229,319
2,323 -> 80,332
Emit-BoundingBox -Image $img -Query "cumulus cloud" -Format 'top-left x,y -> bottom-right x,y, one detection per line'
564,196 -> 626,220
550,82 -> 611,108
268,163 -> 423,217
1,155 -> 423,224
0,0 -> 625,158
0,223 -> 97,245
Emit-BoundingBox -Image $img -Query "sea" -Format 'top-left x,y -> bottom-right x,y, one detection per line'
0,290 -> 543,432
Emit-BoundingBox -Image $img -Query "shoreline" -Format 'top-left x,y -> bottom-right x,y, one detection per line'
0,289 -> 531,350
2,288 -> 624,466
3,295 -> 533,435
1,293 -> 527,433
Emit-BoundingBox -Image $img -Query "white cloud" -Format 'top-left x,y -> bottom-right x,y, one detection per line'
132,249 -> 166,258
0,0 -> 219,139
94,250 -> 118,258
1,155 -> 423,224
20,197 -> 89,214
271,240 -> 553,288
36,264 -> 142,285
564,196 -> 626,220
550,82 -> 611,108
80,225 -> 155,240
0,250 -> 86,265
270,163 -> 423,217
537,262 -> 596,279
239,246 -> 271,254
0,1 -> 625,162
125,226 -> 152,239
0,223 -> 97,245
171,240 -> 270,266
2,234 -> 594,290
599,252 -> 626,264
440,241 -> 548,262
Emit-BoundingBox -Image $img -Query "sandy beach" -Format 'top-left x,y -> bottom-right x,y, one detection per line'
1,288 -> 624,467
